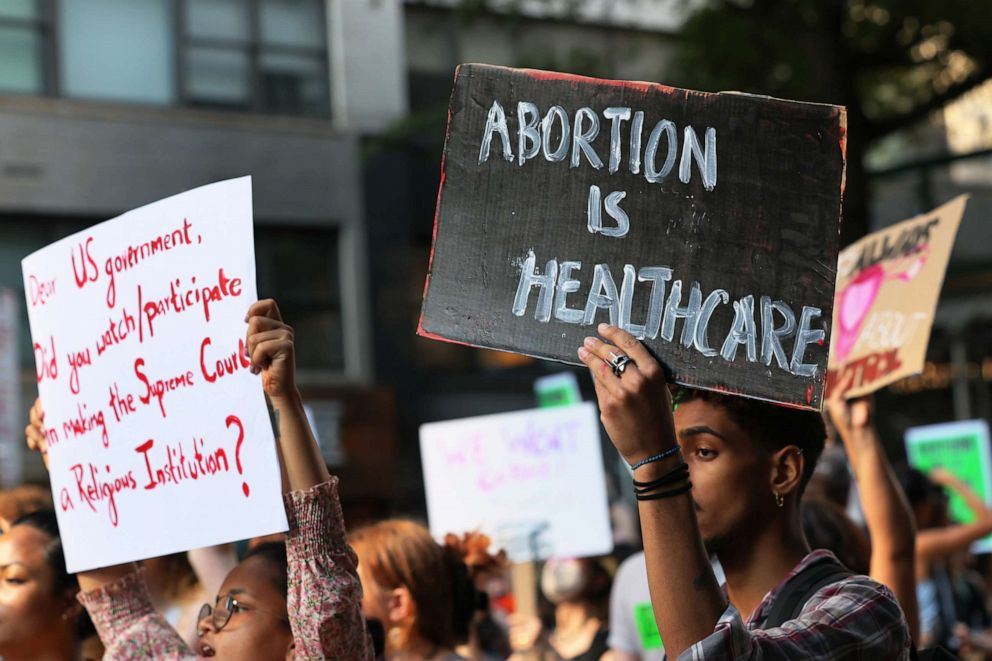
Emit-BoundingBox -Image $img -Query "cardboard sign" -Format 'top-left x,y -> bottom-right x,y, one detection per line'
419,402 -> 612,562
21,177 -> 287,572
905,420 -> 992,554
0,288 -> 22,487
828,196 -> 967,397
418,64 -> 846,410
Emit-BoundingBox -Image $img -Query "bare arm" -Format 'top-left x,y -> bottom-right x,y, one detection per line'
245,299 -> 330,493
827,392 -> 919,641
917,468 -> 992,560
932,468 -> 992,527
246,300 -> 374,660
578,325 -> 726,658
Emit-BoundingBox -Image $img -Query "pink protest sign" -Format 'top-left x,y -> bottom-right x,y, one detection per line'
21,177 -> 287,572
827,195 -> 967,398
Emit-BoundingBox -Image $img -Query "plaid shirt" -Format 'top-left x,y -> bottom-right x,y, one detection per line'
681,550 -> 911,660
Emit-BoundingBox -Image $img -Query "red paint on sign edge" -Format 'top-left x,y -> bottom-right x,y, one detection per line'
516,66 -> 679,96
416,65 -> 457,339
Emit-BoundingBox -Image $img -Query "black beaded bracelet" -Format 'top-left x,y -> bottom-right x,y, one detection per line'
630,446 -> 681,471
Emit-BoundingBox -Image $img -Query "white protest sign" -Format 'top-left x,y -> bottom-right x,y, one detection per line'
21,177 -> 287,572
420,403 -> 612,562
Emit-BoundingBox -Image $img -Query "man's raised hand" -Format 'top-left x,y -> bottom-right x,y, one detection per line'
576,323 -> 677,465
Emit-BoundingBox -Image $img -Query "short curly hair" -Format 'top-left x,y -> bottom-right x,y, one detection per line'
673,387 -> 826,498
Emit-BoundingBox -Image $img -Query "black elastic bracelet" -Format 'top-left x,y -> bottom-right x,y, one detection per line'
634,473 -> 691,497
635,481 -> 693,501
633,463 -> 690,492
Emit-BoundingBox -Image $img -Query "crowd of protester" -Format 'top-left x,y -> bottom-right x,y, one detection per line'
4,301 -> 992,660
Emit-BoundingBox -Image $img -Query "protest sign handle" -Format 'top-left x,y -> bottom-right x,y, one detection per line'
511,560 -> 541,661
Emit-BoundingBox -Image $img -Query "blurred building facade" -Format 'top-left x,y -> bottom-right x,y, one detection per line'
0,0 -> 686,513
0,0 -> 408,504
1,0 -> 990,511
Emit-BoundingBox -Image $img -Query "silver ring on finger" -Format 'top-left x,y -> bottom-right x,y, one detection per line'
609,351 -> 635,378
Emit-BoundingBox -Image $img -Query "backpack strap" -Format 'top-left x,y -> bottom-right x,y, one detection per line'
763,555 -> 855,629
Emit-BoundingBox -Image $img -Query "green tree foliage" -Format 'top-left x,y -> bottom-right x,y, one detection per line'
669,0 -> 992,244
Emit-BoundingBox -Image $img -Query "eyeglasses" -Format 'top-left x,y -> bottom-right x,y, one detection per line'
197,595 -> 288,637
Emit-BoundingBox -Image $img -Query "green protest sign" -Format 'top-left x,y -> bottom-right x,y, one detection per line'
905,420 -> 992,553
634,602 -> 664,650
534,372 -> 582,409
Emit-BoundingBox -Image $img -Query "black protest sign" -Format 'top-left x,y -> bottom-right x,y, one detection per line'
418,64 -> 846,409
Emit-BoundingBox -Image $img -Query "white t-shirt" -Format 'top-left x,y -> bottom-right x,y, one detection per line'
608,552 -> 724,660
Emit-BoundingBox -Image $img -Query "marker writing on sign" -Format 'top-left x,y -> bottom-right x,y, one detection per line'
103,218 -> 197,308
54,401 -> 110,449
825,349 -> 903,397
134,357 -> 195,418
135,436 -> 232,491
66,346 -> 92,395
227,414 -> 250,497
27,274 -> 56,307
34,335 -> 58,384
67,462 -> 138,527
846,218 -> 939,278
95,306 -> 137,356
70,219 -> 199,308
513,252 -> 824,378
133,414 -> 249,497
479,100 -> 717,191
199,336 -> 252,383
138,268 -> 243,340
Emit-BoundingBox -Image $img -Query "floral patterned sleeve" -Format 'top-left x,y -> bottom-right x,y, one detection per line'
77,567 -> 195,660
283,477 -> 375,660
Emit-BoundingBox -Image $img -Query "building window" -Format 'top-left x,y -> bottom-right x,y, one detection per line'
254,226 -> 343,371
180,0 -> 330,117
0,0 -> 51,95
59,0 -> 176,105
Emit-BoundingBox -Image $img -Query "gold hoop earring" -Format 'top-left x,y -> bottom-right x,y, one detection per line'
774,492 -> 784,508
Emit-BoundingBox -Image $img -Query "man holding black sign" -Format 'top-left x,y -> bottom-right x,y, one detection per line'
578,323 -> 911,659
420,64 -> 846,412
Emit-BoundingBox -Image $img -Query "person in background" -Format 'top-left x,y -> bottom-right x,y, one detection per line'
447,531 -> 512,661
25,299 -> 374,660
142,552 -> 211,648
0,484 -> 53,533
805,444 -> 853,512
185,544 -> 238,619
607,551 -> 664,661
508,557 -> 612,661
825,387 -> 919,641
349,519 -> 477,660
800,498 -> 871,576
608,548 -> 726,661
902,465 -> 992,650
0,510 -> 102,661
948,550 -> 992,659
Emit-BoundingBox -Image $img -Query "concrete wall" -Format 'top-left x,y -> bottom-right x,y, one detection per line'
405,5 -> 679,87
329,0 -> 409,133
0,95 -> 373,381
0,96 -> 362,225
